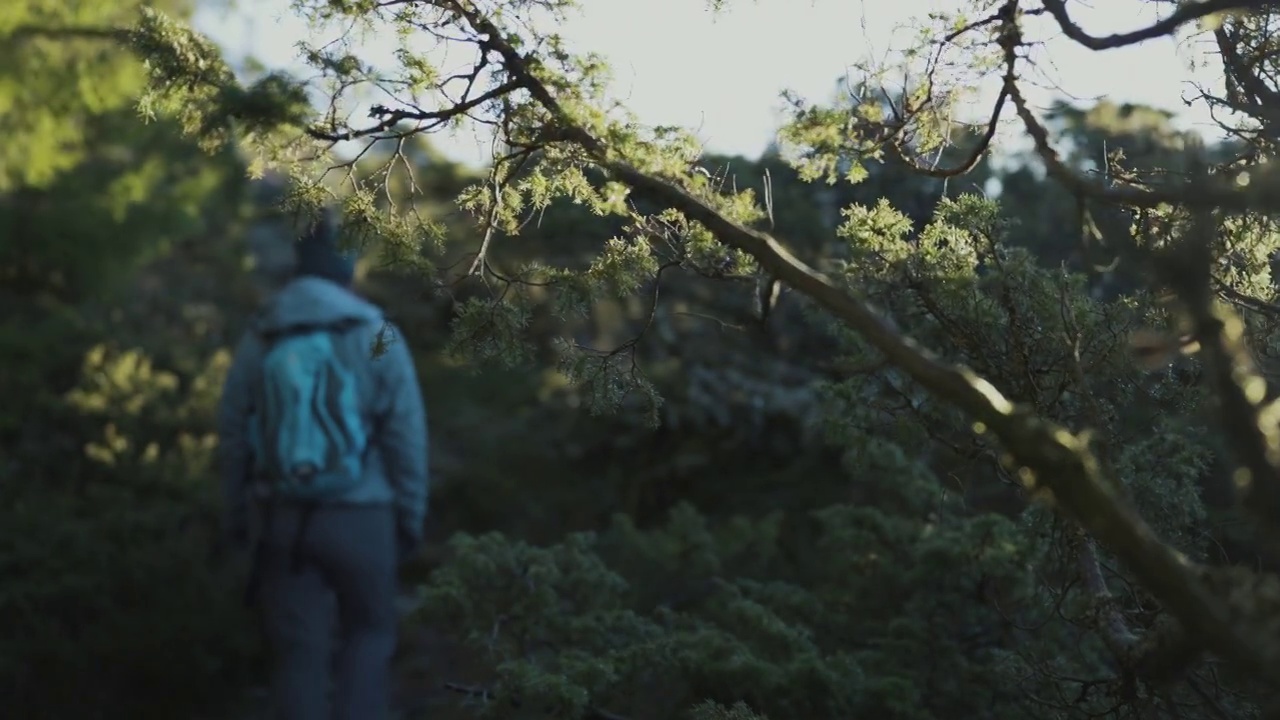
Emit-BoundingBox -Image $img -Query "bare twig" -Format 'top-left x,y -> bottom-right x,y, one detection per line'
306,80 -> 521,142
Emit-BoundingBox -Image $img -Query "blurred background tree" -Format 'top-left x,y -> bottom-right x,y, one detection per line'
0,1 -> 262,716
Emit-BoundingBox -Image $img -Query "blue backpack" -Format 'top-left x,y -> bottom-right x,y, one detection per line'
249,321 -> 370,502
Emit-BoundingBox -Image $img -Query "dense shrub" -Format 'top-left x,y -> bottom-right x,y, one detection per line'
0,335 -> 262,718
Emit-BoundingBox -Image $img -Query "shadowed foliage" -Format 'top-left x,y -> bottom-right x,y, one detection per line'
9,1 -> 1280,718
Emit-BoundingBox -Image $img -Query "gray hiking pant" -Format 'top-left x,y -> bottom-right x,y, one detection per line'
256,503 -> 398,720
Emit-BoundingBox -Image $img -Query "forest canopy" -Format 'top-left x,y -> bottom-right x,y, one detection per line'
8,0 -> 1280,718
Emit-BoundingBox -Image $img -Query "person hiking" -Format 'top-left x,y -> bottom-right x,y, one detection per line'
216,208 -> 429,720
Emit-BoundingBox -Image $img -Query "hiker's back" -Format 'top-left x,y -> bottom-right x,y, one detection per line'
218,211 -> 427,720
248,276 -> 394,508
254,323 -> 368,498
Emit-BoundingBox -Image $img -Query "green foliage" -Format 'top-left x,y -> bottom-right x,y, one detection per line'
174,0 -> 1269,710
826,194 -> 1216,548
0,0 -> 163,191
418,446 -> 1042,719
0,2 -> 260,711
1,3 -> 246,302
13,0 -> 1280,717
0,484 -> 258,717
64,343 -> 228,479
1,329 -> 259,718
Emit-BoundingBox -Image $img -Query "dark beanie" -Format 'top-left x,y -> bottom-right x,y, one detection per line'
295,208 -> 357,284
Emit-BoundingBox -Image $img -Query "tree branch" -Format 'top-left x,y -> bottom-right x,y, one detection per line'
1017,0 -> 1280,553
1076,532 -> 1140,657
1154,208 -> 1280,552
305,80 -> 522,142
1002,9 -> 1280,213
1039,0 -> 1277,51
887,87 -> 1009,179
1210,24 -> 1280,138
440,0 -> 1273,674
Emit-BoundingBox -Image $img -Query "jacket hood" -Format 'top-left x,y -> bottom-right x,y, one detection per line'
256,276 -> 382,332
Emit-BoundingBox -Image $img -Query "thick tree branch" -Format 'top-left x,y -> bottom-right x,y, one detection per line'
1012,1 -> 1280,551
1154,209 -> 1280,550
1076,534 -> 1140,658
1039,0 -> 1277,51
1004,77 -> 1269,211
999,8 -> 1280,213
1211,24 -> 1280,137
441,0 -> 1274,674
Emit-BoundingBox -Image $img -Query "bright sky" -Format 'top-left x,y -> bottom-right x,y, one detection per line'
193,0 -> 1228,168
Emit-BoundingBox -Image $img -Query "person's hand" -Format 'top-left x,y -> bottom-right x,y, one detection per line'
396,520 -> 423,565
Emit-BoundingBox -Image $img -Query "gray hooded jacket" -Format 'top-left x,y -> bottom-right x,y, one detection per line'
216,277 -> 429,543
